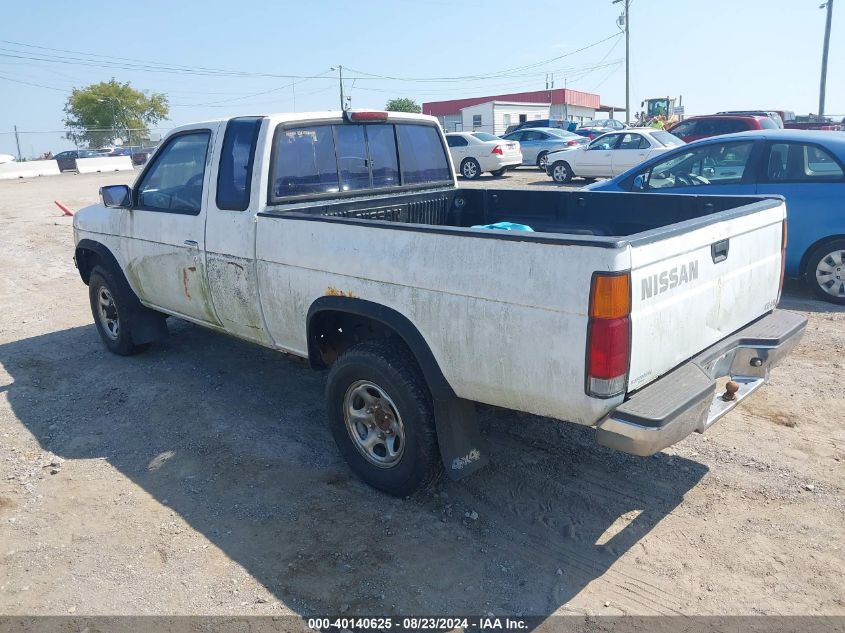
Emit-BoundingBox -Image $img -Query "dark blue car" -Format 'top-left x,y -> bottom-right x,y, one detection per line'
586,129 -> 845,304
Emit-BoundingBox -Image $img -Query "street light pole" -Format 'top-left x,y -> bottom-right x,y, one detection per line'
613,0 -> 630,124
819,0 -> 834,119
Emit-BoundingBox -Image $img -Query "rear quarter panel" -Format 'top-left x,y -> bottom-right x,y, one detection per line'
255,218 -> 629,425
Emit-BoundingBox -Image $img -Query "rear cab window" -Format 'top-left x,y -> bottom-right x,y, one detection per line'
217,117 -> 262,211
270,118 -> 450,202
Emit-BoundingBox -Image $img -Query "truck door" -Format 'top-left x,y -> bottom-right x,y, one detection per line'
125,125 -> 221,325
203,117 -> 272,345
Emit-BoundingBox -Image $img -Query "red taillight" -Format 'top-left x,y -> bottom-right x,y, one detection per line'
586,272 -> 631,398
345,111 -> 389,122
491,145 -> 503,155
588,318 -> 631,379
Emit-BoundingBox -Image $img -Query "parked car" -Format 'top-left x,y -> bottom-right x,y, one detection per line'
53,149 -> 105,172
585,129 -> 845,303
445,132 -> 522,179
574,119 -> 627,139
500,127 -> 588,169
0,154 -> 14,164
131,147 -> 157,166
545,128 -> 684,183
717,111 -> 784,128
666,115 -> 778,143
503,119 -> 574,135
74,110 -> 806,496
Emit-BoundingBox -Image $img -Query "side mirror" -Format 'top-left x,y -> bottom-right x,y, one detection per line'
101,184 -> 131,208
632,174 -> 647,191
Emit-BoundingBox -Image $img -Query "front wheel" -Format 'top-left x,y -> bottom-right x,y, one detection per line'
325,340 -> 443,496
550,161 -> 573,183
88,265 -> 149,355
807,239 -> 845,304
537,152 -> 549,171
460,158 -> 481,180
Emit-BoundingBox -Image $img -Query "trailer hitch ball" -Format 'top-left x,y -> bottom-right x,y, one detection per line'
750,357 -> 763,367
722,380 -> 740,402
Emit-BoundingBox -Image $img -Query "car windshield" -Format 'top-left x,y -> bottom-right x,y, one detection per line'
651,131 -> 685,147
471,132 -> 499,142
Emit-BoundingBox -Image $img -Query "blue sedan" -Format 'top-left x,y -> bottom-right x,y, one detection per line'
586,129 -> 845,304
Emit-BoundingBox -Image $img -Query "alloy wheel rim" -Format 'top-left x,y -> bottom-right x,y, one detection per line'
553,164 -> 568,181
343,380 -> 405,468
815,249 -> 845,298
463,162 -> 478,178
97,286 -> 120,340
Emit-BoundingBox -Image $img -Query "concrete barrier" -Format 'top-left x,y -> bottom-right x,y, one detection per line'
75,155 -> 134,174
0,160 -> 61,180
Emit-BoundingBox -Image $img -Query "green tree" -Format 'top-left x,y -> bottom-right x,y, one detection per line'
385,98 -> 421,113
63,79 -> 168,148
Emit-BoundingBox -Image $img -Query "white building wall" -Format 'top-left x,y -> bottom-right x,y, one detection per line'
437,114 -> 464,132
492,103 -> 549,135
460,102 -> 495,133
550,103 -> 597,123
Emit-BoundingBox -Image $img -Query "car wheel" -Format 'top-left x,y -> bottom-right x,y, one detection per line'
460,158 -> 481,180
491,168 -> 506,177
325,340 -> 443,497
88,265 -> 150,355
551,161 -> 573,184
537,152 -> 549,171
807,239 -> 845,304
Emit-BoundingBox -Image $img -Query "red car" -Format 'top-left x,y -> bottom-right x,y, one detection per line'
666,115 -> 778,143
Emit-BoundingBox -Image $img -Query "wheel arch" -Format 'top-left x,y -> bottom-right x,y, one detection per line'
306,296 -> 455,401
799,234 -> 845,279
75,239 -> 121,285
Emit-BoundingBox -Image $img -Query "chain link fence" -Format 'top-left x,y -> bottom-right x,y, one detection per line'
0,127 -> 172,161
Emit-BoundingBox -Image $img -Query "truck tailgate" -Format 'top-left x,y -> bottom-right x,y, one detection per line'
627,199 -> 785,393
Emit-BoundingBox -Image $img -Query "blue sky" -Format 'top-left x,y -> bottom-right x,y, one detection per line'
1,0 -> 842,156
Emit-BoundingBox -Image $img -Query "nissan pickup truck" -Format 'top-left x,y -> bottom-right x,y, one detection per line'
73,110 -> 806,496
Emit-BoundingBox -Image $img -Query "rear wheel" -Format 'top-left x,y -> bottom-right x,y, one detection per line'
550,161 -> 573,183
807,239 -> 845,304
325,340 -> 442,496
537,152 -> 549,171
460,158 -> 481,180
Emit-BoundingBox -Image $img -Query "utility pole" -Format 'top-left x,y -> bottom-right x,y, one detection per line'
819,0 -> 834,118
14,125 -> 22,161
613,0 -> 630,123
331,65 -> 347,111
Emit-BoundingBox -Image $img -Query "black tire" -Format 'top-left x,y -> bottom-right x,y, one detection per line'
325,340 -> 443,496
536,151 -> 549,171
491,168 -> 506,177
550,161 -> 573,184
805,239 -> 845,304
460,158 -> 481,180
88,265 -> 150,355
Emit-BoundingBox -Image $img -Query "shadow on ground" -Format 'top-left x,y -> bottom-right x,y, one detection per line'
0,319 -> 708,616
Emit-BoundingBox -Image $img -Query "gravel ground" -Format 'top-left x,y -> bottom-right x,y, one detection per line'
0,169 -> 843,617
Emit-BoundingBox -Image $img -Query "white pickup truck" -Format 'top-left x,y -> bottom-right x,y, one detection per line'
73,110 -> 806,496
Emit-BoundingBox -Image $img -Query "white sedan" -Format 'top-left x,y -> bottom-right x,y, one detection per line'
445,132 -> 522,179
545,128 -> 684,183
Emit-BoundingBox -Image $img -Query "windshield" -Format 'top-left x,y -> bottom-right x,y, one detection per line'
651,131 -> 685,147
471,132 -> 499,142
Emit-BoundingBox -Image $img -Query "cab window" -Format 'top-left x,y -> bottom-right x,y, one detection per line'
136,130 -> 211,214
764,143 -> 844,182
589,134 -> 620,150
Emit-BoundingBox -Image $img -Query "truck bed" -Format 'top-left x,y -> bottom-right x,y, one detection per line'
261,187 -> 783,244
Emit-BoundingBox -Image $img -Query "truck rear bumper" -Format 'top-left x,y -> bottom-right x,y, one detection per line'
595,309 -> 807,456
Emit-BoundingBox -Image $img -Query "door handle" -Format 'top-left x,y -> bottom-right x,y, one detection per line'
711,239 -> 730,263
184,240 -> 198,248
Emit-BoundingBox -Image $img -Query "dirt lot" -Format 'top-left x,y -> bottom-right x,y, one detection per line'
0,169 -> 843,617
